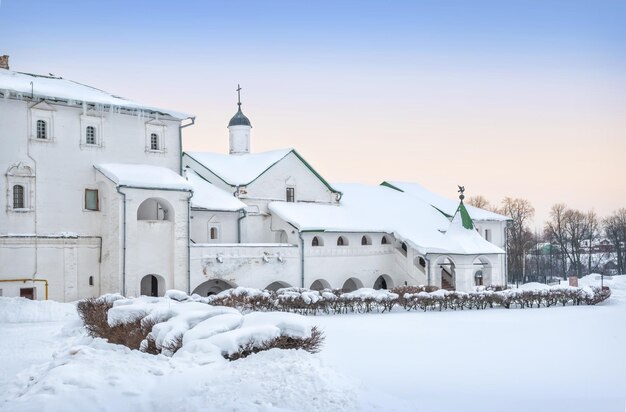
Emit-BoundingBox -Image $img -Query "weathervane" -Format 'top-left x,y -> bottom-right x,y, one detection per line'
457,185 -> 465,201
236,84 -> 242,108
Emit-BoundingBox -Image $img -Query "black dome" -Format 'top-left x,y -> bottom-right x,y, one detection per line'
228,107 -> 251,127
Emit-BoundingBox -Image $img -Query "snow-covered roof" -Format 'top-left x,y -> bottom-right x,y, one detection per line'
382,181 -> 510,221
185,149 -> 292,186
95,164 -> 192,191
269,183 -> 504,255
186,170 -> 245,211
0,70 -> 192,120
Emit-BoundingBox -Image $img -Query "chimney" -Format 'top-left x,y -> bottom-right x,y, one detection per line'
0,55 -> 8,70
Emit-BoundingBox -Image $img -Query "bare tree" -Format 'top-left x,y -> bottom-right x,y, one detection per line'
544,204 -> 592,278
604,208 -> 626,275
585,210 -> 600,274
498,197 -> 535,284
467,195 -> 490,210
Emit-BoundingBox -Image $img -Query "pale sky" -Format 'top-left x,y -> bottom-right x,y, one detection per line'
1,0 -> 625,227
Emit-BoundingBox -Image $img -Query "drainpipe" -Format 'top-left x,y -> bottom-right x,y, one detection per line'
179,117 -> 195,175
116,186 -> 127,296
187,192 -> 192,294
25,111 -> 38,277
425,254 -> 432,286
237,208 -> 247,243
298,231 -> 305,288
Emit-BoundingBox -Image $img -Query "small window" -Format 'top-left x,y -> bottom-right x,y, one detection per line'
337,236 -> 347,246
312,236 -> 323,247
210,227 -> 219,240
401,242 -> 408,252
418,257 -> 426,268
85,189 -> 99,211
361,235 -> 371,246
36,120 -> 47,139
286,187 -> 295,202
13,185 -> 24,209
381,236 -> 389,245
86,126 -> 96,145
88,276 -> 94,286
150,133 -> 159,150
485,229 -> 491,242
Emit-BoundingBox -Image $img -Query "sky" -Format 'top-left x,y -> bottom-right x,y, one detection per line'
1,0 -> 625,227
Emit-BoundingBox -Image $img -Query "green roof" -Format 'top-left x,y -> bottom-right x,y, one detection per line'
456,201 -> 474,230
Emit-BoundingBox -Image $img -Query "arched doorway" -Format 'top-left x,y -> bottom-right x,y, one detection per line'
310,279 -> 331,291
373,274 -> 393,290
264,281 -> 292,291
137,198 -> 173,221
473,256 -> 492,287
341,277 -> 363,292
140,274 -> 165,297
435,256 -> 456,291
192,279 -> 237,296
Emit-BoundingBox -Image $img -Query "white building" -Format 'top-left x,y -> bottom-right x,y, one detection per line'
0,58 -> 194,301
0,57 -> 511,301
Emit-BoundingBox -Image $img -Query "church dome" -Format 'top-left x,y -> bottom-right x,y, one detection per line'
228,107 -> 251,127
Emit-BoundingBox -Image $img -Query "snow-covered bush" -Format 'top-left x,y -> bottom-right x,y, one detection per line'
204,284 -> 611,315
77,293 -> 323,361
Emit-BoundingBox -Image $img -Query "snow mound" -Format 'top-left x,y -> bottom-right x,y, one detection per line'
0,297 -> 77,323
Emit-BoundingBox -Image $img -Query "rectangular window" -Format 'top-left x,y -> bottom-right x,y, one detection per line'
86,126 -> 96,145
36,120 -> 47,139
13,185 -> 25,209
485,229 -> 491,242
150,133 -> 159,150
286,187 -> 295,202
85,189 -> 99,211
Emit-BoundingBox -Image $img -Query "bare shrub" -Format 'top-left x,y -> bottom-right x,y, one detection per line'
77,297 -> 154,350
227,326 -> 325,361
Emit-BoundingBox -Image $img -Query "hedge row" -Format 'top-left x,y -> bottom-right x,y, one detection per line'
205,285 -> 611,315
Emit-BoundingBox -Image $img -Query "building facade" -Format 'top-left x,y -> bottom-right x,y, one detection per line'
0,59 -> 510,301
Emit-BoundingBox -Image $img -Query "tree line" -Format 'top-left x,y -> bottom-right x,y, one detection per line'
467,196 -> 626,283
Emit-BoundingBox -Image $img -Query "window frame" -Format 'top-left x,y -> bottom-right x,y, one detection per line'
286,187 -> 295,203
36,119 -> 47,140
84,189 -> 99,211
12,184 -> 25,209
145,121 -> 167,153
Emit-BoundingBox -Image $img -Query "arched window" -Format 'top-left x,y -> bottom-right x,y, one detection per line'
418,257 -> 426,268
381,236 -> 389,245
12,185 -> 24,209
312,236 -> 324,247
210,227 -> 218,240
36,120 -> 47,139
86,126 -> 96,145
150,133 -> 159,150
337,236 -> 348,246
401,242 -> 408,252
361,235 -> 371,246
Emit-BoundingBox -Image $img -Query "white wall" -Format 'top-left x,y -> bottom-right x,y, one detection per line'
190,210 -> 240,244
0,96 -> 185,300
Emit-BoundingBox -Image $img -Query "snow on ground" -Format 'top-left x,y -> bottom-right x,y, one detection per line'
1,275 -> 625,411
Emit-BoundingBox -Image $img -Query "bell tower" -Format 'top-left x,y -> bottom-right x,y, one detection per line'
228,84 -> 252,155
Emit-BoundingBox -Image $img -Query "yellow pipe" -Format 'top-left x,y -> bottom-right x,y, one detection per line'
0,278 -> 49,300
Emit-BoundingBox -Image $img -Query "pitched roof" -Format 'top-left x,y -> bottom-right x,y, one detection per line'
0,70 -> 192,120
186,170 -> 246,211
184,149 -> 340,193
381,181 -> 510,221
94,164 -> 192,191
269,183 -> 504,256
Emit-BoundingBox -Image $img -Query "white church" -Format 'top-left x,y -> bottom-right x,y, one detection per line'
0,56 -> 511,301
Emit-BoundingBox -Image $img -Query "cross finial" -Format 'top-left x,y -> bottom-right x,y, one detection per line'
236,84 -> 242,107
457,185 -> 465,201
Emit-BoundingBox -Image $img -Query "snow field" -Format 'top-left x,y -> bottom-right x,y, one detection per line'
0,275 -> 624,412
